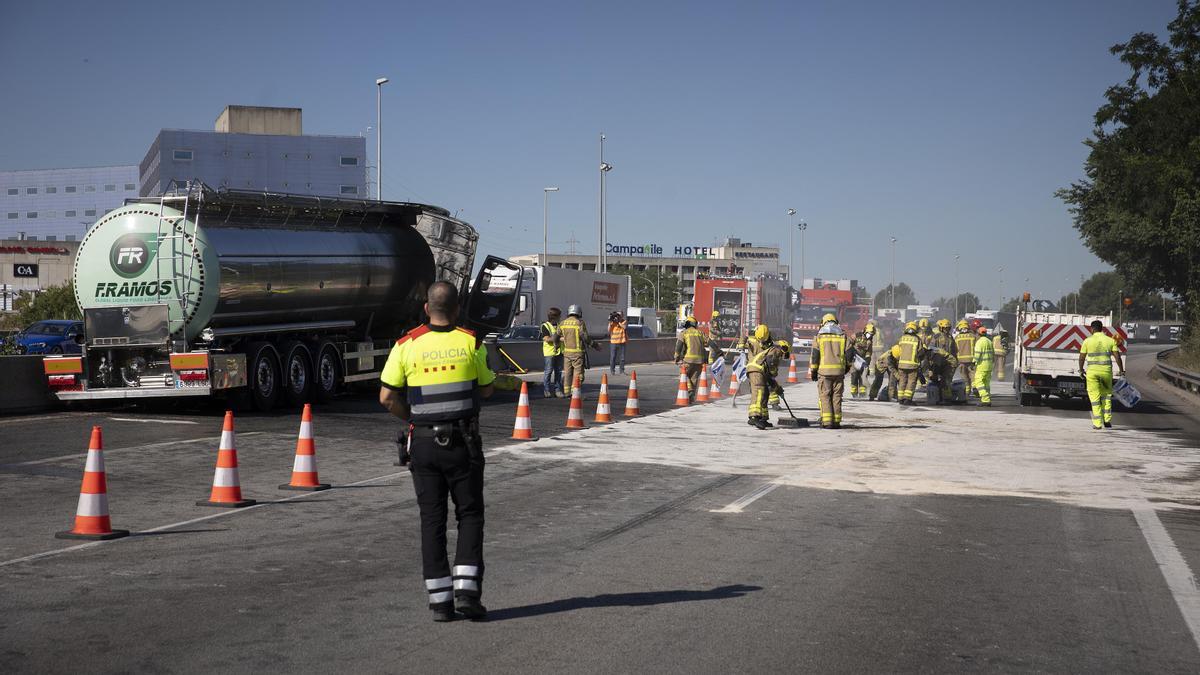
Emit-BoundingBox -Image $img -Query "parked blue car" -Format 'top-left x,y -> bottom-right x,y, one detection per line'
9,320 -> 84,354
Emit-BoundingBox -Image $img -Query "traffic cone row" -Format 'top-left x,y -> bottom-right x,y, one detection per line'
58,405 -> 337,538
787,357 -> 799,383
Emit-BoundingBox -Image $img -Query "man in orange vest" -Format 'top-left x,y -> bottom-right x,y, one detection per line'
608,311 -> 628,375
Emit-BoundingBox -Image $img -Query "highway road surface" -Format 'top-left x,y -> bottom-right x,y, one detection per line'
2,345 -> 1199,673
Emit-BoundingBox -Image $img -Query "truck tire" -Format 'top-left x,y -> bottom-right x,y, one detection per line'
281,341 -> 313,409
312,341 -> 341,403
247,341 -> 281,412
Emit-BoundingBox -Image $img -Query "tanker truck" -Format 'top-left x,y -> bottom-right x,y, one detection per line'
41,184 -> 522,411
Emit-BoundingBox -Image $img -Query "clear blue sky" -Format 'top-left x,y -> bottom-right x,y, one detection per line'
0,0 -> 1179,306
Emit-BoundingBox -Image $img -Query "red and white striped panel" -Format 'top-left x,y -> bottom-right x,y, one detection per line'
1022,323 -> 1128,352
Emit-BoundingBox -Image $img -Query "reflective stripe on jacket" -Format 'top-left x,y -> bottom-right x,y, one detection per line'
897,334 -> 922,370
1080,333 -> 1117,373
609,321 -> 627,345
974,336 -> 995,366
675,327 -> 708,364
813,332 -> 847,376
559,317 -> 587,354
954,333 -> 976,363
379,324 -> 495,424
542,321 -> 562,357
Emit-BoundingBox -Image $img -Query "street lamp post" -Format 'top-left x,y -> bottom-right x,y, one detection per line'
954,254 -> 960,319
375,77 -> 389,201
798,220 -> 808,288
598,133 -> 613,272
890,237 -> 897,310
998,267 -> 1004,310
543,187 -> 559,265
786,208 -> 796,282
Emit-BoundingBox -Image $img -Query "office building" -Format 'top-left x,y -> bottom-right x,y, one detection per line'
0,166 -> 139,241
509,237 -> 789,303
139,106 -> 368,198
0,238 -> 80,310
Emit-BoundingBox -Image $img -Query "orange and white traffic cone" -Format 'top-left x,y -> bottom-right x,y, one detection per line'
594,373 -> 613,423
696,366 -> 710,403
787,357 -> 799,383
566,376 -> 586,429
512,381 -> 537,439
280,404 -> 330,491
709,368 -> 723,400
674,367 -> 690,406
197,410 -> 256,508
56,426 -> 129,541
623,370 -> 642,417
728,374 -> 740,398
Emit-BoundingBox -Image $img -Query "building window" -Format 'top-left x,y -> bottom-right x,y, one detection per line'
85,185 -> 95,192
173,149 -> 193,161
26,212 -> 37,219
26,235 -> 37,241
340,156 -> 359,166
65,210 -> 76,217
46,235 -> 57,241
26,187 -> 37,194
125,183 -> 136,191
5,188 -> 16,195
65,235 -> 77,242
46,186 -> 57,194
65,186 -> 76,193
6,213 -> 16,219
340,185 -> 359,195
85,209 -> 96,216
104,184 -> 116,191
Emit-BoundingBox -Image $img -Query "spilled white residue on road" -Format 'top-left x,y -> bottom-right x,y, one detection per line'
494,381 -> 1200,510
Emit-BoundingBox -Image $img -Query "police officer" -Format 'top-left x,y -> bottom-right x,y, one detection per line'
379,282 -> 494,622
675,316 -> 709,402
809,313 -> 848,428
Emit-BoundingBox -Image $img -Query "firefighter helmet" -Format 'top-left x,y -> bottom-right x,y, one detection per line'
754,324 -> 770,341
891,345 -> 902,359
567,304 -> 581,317
865,322 -> 876,334
904,322 -> 917,333
822,313 -> 837,324
937,319 -> 951,330
956,320 -> 969,330
918,318 -> 930,329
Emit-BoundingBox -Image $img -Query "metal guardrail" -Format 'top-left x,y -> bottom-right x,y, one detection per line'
1156,347 -> 1200,394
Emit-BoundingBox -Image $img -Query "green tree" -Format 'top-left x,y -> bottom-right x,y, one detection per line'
873,283 -> 917,310
606,264 -> 682,311
1057,0 -> 1200,334
931,293 -> 984,317
15,283 -> 81,326
1055,271 -> 1177,320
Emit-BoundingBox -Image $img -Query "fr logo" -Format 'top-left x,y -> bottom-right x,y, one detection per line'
110,234 -> 154,278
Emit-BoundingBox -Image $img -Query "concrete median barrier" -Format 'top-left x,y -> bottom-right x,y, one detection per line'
488,337 -> 678,373
0,355 -> 55,414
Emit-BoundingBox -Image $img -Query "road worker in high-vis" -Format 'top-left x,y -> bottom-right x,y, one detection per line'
1078,320 -> 1125,429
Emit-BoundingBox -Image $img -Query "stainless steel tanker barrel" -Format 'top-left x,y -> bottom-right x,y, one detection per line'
73,188 -> 479,342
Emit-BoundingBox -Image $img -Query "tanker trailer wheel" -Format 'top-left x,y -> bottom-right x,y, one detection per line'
281,341 -> 313,409
313,341 -> 341,403
247,342 -> 281,412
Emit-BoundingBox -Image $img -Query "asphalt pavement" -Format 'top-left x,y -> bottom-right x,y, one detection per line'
2,352 -> 1200,673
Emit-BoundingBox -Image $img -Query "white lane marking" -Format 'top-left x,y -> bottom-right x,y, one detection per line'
108,417 -> 200,425
0,470 -> 404,569
711,481 -> 781,513
1132,506 -> 1200,653
5,432 -> 268,467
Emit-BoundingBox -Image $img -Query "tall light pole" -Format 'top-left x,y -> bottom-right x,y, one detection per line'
375,77 -> 389,200
542,187 -> 559,265
998,266 -> 1004,310
890,237 -> 897,310
598,133 -> 613,272
798,220 -> 808,287
786,208 -> 796,282
954,254 -> 960,319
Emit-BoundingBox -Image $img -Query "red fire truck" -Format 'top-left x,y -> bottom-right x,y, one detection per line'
686,275 -> 789,346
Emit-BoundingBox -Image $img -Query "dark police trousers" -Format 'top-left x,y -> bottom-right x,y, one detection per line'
409,422 -> 485,609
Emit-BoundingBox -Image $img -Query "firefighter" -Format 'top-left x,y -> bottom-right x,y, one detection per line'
674,316 -> 709,402
954,320 -> 976,395
848,322 -> 876,398
993,327 -> 1010,381
379,282 -> 493,622
895,322 -> 926,405
1078,320 -> 1125,429
746,338 -> 786,429
808,313 -> 848,429
869,345 -> 901,401
559,305 -> 597,396
917,318 -> 933,348
927,319 -> 959,403
973,325 -> 995,407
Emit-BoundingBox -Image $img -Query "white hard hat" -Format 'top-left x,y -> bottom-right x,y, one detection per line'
567,304 -> 581,316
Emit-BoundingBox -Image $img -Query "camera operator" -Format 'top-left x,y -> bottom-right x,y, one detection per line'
608,311 -> 628,376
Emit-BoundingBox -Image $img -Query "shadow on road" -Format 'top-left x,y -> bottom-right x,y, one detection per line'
485,584 -> 762,622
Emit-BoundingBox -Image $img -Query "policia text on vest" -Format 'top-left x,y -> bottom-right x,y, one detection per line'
380,282 -> 494,623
